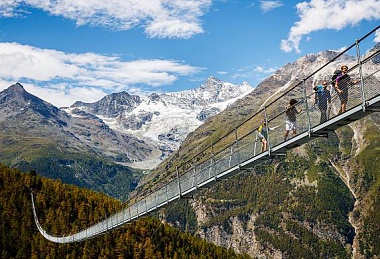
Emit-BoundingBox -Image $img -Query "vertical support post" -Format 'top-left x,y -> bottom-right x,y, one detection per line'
194,167 -> 197,189
355,39 -> 366,111
208,158 -> 212,179
302,79 -> 312,137
229,146 -> 233,168
209,143 -> 214,178
155,192 -> 158,211
106,213 -> 108,231
234,127 -> 241,167
165,184 -> 169,204
176,166 -> 181,198
263,106 -> 271,156
254,130 -> 258,157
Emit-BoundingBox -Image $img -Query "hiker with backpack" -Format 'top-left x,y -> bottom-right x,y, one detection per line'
314,81 -> 331,123
334,65 -> 358,114
284,99 -> 301,142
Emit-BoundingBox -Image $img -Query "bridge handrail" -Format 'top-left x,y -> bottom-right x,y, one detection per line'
31,25 -> 380,243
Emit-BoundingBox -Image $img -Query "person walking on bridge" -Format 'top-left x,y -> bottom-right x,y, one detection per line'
315,81 -> 331,123
258,119 -> 269,152
334,65 -> 357,114
284,99 -> 300,141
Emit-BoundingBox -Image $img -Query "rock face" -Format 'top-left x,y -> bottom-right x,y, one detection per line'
0,83 -> 157,164
148,47 -> 380,258
0,77 -> 253,196
72,92 -> 141,117
70,76 -> 253,168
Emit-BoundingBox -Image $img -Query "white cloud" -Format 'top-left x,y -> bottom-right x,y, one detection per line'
0,0 -> 212,39
254,66 -> 276,73
281,0 -> 380,53
248,3 -> 255,9
375,28 -> 380,42
0,42 -> 202,107
230,65 -> 277,81
24,83 -> 108,107
260,1 -> 283,13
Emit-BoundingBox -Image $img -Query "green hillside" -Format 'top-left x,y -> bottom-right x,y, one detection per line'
0,164 -> 250,258
0,133 -> 141,201
135,82 -> 380,258
154,115 -> 380,258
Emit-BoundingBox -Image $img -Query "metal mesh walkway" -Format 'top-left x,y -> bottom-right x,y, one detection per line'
32,26 -> 380,243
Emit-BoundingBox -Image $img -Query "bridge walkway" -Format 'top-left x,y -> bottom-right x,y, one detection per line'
31,26 -> 380,243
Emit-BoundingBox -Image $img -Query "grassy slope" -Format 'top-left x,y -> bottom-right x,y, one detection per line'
0,133 -> 142,201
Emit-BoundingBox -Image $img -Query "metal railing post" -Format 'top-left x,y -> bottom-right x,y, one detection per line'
234,127 -> 241,166
355,39 -> 366,111
194,167 -> 197,189
154,192 -> 158,211
106,213 -> 108,230
263,106 -> 271,156
176,166 -> 181,198
165,185 -> 169,204
210,142 -> 215,178
303,79 -> 312,137
229,145 -> 233,168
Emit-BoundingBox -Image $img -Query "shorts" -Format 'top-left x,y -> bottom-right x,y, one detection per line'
286,120 -> 297,131
259,133 -> 267,140
338,91 -> 348,104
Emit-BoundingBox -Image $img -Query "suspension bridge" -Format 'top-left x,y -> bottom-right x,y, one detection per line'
32,26 -> 380,243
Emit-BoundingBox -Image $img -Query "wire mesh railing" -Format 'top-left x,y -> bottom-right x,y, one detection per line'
32,26 -> 380,243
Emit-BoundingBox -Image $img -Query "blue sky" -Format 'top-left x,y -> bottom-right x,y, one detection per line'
0,0 -> 379,107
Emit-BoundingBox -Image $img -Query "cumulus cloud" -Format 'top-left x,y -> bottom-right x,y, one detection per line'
281,0 -> 380,53
0,42 -> 201,107
0,0 -> 211,38
260,1 -> 283,13
375,28 -> 380,42
229,65 -> 277,82
254,66 -> 276,73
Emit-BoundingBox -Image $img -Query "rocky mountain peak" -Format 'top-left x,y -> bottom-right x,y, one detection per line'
71,91 -> 141,117
148,93 -> 161,102
0,82 -> 61,121
1,82 -> 29,100
201,76 -> 223,89
7,82 -> 25,92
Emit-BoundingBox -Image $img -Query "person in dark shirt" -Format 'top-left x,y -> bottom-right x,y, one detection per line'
335,65 -> 357,114
315,81 -> 331,123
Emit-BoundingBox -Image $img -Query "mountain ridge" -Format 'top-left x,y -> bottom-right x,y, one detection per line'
68,76 -> 253,168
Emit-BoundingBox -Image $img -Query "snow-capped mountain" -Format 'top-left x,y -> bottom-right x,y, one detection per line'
69,76 -> 253,168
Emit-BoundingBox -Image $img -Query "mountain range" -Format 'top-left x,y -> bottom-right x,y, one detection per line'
0,77 -> 252,199
136,46 -> 380,258
68,76 -> 253,169
0,44 -> 379,258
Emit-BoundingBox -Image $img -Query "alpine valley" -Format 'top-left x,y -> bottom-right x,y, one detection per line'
0,77 -> 252,200
0,45 -> 379,258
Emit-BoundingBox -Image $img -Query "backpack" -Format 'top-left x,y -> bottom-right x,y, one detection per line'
331,70 -> 341,85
